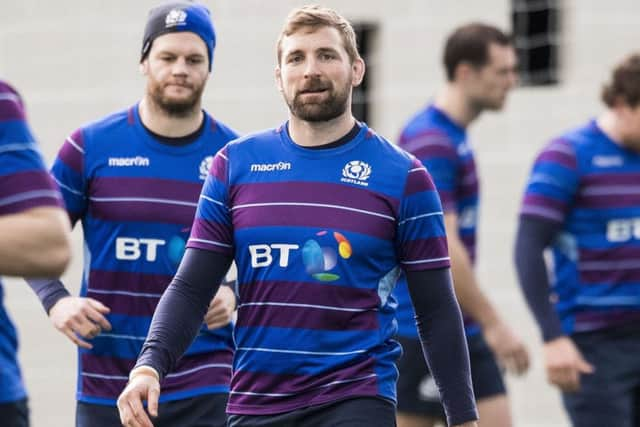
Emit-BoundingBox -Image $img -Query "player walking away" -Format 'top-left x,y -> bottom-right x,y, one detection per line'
0,79 -> 72,427
118,5 -> 478,427
27,2 -> 238,426
515,53 -> 640,427
395,23 -> 529,427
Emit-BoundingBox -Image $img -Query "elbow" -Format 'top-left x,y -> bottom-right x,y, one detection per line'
30,229 -> 72,278
44,243 -> 72,277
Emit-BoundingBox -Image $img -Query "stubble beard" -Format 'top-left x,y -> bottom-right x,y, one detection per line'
148,81 -> 204,118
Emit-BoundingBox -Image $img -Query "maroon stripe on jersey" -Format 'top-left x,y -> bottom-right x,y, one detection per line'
233,205 -> 395,240
574,192 -> 640,209
90,176 -> 203,202
230,181 -> 399,218
89,199 -> 196,224
58,129 -> 84,174
579,268 -> 640,285
209,149 -> 228,182
401,236 -> 449,264
0,94 -> 24,122
240,280 -> 380,310
86,288 -> 160,317
80,350 -> 233,399
573,310 -> 640,332
236,303 -> 379,331
404,160 -> 437,196
412,144 -> 458,162
229,357 -> 378,412
88,270 -> 173,294
522,193 -> 568,213
190,218 -> 233,249
580,246 -> 640,261
537,142 -> 576,169
0,170 -> 61,215
438,190 -> 457,211
582,172 -> 640,186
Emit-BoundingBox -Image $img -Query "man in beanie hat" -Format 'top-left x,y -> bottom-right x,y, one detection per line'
27,2 -> 238,426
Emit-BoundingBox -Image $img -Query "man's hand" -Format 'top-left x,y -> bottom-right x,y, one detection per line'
204,285 -> 236,329
117,368 -> 160,427
49,296 -> 111,349
544,336 -> 594,392
483,320 -> 530,375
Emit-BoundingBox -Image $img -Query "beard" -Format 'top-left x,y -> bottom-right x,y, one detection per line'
285,77 -> 350,122
148,80 -> 204,118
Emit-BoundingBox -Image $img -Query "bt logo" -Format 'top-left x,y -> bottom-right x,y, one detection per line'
606,218 -> 640,242
115,236 -> 187,263
116,237 -> 165,261
247,230 -> 353,282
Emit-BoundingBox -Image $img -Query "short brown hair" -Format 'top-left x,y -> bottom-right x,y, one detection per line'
443,23 -> 512,81
602,53 -> 640,108
276,5 -> 360,65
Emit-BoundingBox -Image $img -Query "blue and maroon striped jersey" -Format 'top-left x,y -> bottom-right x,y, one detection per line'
520,120 -> 640,334
394,104 -> 480,338
51,105 -> 237,405
0,80 -> 63,403
187,122 -> 449,415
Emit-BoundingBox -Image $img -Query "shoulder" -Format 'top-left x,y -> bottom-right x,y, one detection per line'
73,107 -> 133,148
205,114 -> 240,142
0,80 -> 26,122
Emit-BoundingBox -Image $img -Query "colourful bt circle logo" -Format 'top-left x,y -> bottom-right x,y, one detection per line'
302,230 -> 352,282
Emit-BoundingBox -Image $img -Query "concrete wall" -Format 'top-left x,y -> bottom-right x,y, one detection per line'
2,1 -> 639,425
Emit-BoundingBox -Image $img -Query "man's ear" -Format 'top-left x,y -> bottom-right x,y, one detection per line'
352,57 -> 365,87
275,66 -> 284,93
140,59 -> 149,76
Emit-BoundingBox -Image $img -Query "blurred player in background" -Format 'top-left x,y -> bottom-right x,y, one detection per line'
118,5 -> 478,427
394,23 -> 529,427
515,53 -> 640,427
26,2 -> 238,426
0,79 -> 72,426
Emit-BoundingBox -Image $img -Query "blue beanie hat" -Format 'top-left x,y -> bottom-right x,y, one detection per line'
141,1 -> 216,71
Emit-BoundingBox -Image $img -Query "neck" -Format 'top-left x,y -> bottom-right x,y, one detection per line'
596,110 -> 640,152
434,83 -> 480,128
138,97 -> 204,137
288,110 -> 356,147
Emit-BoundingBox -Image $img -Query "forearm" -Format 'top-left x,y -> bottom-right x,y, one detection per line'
514,216 -> 564,341
135,248 -> 232,379
406,268 -> 478,426
26,279 -> 71,314
448,233 -> 501,328
0,207 -> 71,277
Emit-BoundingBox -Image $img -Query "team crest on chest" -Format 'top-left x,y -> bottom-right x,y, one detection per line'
341,160 -> 372,187
199,156 -> 213,180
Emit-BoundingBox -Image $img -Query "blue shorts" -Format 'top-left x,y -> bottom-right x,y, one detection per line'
396,334 -> 504,418
76,393 -> 227,427
563,324 -> 640,427
227,397 -> 396,427
0,398 -> 29,427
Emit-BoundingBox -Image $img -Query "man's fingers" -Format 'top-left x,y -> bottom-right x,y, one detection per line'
128,396 -> 153,427
577,358 -> 595,374
85,306 -> 112,331
62,328 -> 92,349
87,298 -> 111,314
147,386 -> 161,417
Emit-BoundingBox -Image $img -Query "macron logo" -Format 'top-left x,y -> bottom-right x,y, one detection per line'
250,162 -> 292,172
108,156 -> 150,167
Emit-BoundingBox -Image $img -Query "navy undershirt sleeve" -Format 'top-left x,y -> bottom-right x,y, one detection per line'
135,248 -> 233,379
514,216 -> 564,342
405,267 -> 478,426
27,279 -> 71,314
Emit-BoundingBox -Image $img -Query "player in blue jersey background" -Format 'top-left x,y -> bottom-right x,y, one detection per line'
0,80 -> 71,426
515,53 -> 640,426
26,2 -> 238,427
395,23 -> 529,427
119,5 -> 478,427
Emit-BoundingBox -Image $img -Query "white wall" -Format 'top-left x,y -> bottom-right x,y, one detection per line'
2,1 -> 639,426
